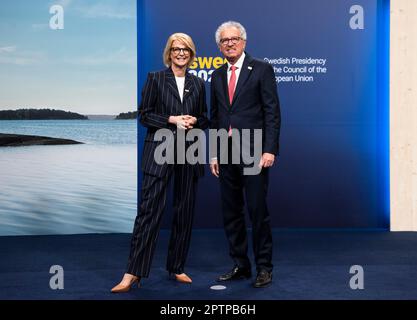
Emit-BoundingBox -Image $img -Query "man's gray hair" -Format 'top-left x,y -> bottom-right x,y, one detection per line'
215,21 -> 247,46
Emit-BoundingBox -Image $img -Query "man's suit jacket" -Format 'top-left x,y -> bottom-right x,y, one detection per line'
210,53 -> 281,156
139,68 -> 209,178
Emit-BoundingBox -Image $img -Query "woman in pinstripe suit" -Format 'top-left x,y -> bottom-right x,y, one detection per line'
111,33 -> 209,293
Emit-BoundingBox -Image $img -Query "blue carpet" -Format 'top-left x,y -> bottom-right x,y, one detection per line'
1,229 -> 417,300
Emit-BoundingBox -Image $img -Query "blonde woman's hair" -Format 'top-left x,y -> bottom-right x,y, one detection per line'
163,33 -> 196,68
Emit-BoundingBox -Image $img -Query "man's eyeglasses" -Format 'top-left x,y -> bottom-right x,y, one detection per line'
170,47 -> 191,55
219,37 -> 242,46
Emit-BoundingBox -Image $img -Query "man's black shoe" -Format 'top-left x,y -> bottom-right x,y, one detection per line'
253,270 -> 272,288
217,266 -> 252,282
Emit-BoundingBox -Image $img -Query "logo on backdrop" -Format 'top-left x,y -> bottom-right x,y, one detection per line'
188,56 -> 227,82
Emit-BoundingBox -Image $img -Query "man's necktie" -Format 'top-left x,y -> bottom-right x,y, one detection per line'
228,65 -> 237,104
228,65 -> 238,136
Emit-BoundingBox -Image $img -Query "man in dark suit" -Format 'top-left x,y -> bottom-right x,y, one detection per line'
210,21 -> 281,288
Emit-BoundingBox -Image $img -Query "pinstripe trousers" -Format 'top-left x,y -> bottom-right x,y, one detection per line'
126,164 -> 198,277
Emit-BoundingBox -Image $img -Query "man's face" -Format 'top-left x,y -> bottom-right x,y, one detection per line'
218,27 -> 246,63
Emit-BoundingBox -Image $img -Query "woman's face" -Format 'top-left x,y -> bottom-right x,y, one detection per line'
170,40 -> 191,68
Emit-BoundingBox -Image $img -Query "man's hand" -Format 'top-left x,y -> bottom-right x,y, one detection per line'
258,153 -> 275,168
210,158 -> 219,178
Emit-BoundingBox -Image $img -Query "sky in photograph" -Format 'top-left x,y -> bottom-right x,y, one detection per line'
0,0 -> 136,115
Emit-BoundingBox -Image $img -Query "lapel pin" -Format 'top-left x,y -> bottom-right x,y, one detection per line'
185,89 -> 189,92
248,66 -> 253,70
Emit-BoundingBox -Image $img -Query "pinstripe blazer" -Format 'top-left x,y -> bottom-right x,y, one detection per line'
139,68 -> 209,178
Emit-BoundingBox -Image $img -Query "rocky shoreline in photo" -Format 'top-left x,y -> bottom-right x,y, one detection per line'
0,133 -> 83,147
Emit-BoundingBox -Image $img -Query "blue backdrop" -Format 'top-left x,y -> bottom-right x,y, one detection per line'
137,0 -> 390,229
